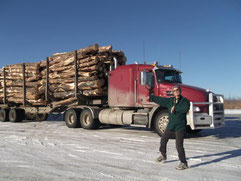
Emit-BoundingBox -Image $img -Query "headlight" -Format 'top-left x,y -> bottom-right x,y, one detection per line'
193,106 -> 201,112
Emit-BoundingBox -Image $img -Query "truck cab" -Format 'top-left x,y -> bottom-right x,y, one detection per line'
100,63 -> 225,136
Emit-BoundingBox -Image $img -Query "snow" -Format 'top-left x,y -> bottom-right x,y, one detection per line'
0,113 -> 240,180
225,109 -> 241,115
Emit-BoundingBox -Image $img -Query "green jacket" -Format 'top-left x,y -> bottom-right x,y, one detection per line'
151,95 -> 190,132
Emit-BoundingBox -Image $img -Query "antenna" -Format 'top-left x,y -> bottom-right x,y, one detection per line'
179,49 -> 182,70
143,40 -> 146,64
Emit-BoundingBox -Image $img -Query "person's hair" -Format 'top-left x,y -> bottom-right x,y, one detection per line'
172,85 -> 182,93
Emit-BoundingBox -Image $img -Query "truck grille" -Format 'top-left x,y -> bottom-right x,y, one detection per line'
213,95 -> 224,111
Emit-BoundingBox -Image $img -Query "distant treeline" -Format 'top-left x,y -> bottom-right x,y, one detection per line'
224,98 -> 241,109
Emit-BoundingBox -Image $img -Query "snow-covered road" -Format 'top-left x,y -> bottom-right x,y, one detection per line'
0,112 -> 241,181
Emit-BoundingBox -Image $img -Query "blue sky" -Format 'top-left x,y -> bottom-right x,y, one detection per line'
0,0 -> 241,98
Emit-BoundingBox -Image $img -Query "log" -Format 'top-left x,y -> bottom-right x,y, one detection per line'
46,52 -> 74,67
52,91 -> 75,99
54,97 -> 77,106
78,79 -> 105,88
0,87 -> 37,94
46,80 -> 105,92
41,56 -> 100,75
0,92 -> 39,100
0,76 -> 22,81
49,56 -> 75,70
78,58 -> 99,68
42,66 -> 100,78
4,62 -> 40,69
26,82 -> 40,88
40,76 -> 98,84
54,64 -> 74,72
79,64 -> 101,71
76,43 -> 99,56
79,75 -> 99,82
83,88 -> 107,96
0,80 -> 40,88
26,75 -> 41,82
78,86 -> 93,90
4,72 -> 39,77
6,97 -> 46,105
98,45 -> 112,53
78,56 -> 94,64
4,68 -> 39,74
45,71 -> 97,79
45,44 -> 99,67
0,74 -> 41,81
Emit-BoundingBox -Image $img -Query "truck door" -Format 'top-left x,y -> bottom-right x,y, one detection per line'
137,70 -> 154,106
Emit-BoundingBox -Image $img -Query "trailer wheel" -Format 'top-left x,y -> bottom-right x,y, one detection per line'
25,113 -> 35,120
80,109 -> 100,129
64,108 -> 80,128
9,108 -> 24,123
0,108 -> 9,122
154,110 -> 169,137
35,113 -> 48,121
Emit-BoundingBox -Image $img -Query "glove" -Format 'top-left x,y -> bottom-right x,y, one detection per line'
149,89 -> 154,102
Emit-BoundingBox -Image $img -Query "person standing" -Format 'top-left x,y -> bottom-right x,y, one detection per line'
149,85 -> 190,170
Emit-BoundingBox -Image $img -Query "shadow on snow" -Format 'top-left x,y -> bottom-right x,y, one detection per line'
190,148 -> 241,168
187,119 -> 241,139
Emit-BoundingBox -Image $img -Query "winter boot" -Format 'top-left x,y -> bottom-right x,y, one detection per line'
155,155 -> 167,163
175,162 -> 188,170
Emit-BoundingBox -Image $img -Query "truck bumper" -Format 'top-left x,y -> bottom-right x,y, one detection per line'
187,93 -> 225,130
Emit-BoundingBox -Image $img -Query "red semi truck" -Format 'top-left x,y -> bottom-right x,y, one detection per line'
98,63 -> 225,136
0,57 -> 225,136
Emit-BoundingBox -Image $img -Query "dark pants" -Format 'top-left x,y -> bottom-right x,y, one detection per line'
159,129 -> 187,163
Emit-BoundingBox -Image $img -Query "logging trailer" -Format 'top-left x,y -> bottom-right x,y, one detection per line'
0,52 -> 225,136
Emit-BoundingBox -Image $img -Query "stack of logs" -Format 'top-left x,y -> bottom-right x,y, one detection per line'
0,44 -> 126,106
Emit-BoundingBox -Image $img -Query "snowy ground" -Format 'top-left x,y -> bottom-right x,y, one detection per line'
225,109 -> 241,115
0,111 -> 241,181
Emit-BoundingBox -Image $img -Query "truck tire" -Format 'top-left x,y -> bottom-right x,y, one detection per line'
64,108 -> 80,128
154,110 -> 169,137
80,109 -> 100,129
9,108 -> 24,123
0,108 -> 9,122
35,113 -> 48,121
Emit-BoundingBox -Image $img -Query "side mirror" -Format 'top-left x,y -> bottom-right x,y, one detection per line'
140,71 -> 147,85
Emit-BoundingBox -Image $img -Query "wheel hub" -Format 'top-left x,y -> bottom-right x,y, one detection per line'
68,113 -> 75,124
10,112 -> 14,120
158,116 -> 169,133
0,112 -> 3,119
83,113 -> 91,126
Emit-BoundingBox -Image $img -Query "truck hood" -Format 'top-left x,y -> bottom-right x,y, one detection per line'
158,83 -> 208,102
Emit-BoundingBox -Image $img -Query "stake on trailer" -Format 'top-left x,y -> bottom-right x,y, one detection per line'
74,50 -> 78,99
3,67 -> 6,104
22,63 -> 26,106
45,57 -> 49,103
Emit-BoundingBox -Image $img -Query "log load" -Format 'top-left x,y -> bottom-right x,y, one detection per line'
0,44 -> 126,106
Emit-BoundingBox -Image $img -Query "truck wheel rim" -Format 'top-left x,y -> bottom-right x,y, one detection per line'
36,114 -> 46,121
0,112 -> 4,120
158,116 -> 169,133
10,111 -> 15,120
83,113 -> 91,126
68,113 -> 75,124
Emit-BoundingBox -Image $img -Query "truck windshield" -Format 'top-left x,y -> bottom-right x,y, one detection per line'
155,69 -> 182,83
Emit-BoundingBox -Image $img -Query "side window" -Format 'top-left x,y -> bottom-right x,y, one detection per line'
146,72 -> 154,88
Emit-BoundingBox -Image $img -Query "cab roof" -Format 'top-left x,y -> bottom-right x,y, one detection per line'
115,64 -> 182,74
